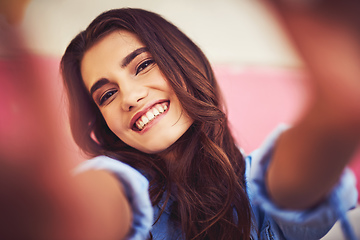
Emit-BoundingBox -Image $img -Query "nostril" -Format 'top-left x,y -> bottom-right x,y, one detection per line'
129,106 -> 133,111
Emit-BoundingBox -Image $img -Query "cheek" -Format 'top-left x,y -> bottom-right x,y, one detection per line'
101,112 -> 138,149
101,110 -> 126,136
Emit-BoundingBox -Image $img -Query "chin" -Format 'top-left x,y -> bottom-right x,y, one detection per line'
140,144 -> 172,155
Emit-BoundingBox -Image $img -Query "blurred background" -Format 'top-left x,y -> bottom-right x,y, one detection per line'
18,0 -> 360,191
21,0 -> 301,67
19,0 -> 307,153
1,0 -> 360,238
2,0 -> 358,189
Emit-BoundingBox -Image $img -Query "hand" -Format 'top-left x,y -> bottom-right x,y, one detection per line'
0,29 -> 131,239
264,0 -> 360,209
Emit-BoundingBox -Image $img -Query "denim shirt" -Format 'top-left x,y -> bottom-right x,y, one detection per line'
75,124 -> 358,240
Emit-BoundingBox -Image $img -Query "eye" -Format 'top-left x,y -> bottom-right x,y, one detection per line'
135,59 -> 155,75
99,89 -> 117,106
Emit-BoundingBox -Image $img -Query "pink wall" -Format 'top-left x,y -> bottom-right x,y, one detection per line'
2,55 -> 358,200
214,65 -> 309,153
215,65 -> 360,199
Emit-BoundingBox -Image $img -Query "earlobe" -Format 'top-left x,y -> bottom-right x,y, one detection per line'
90,130 -> 100,144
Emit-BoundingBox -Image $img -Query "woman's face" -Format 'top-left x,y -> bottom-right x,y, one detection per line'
81,30 -> 193,154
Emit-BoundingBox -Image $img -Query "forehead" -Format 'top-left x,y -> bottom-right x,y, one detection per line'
80,30 -> 144,90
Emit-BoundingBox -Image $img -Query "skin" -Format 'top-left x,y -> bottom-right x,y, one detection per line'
266,0 -> 360,209
81,30 -> 194,154
0,0 -> 31,25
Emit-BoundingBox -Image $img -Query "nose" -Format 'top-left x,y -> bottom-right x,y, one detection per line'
120,83 -> 148,111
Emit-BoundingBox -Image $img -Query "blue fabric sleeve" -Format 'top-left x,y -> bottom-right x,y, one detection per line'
247,124 -> 358,240
74,156 -> 153,240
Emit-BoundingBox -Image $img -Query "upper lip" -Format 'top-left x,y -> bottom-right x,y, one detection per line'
129,99 -> 169,129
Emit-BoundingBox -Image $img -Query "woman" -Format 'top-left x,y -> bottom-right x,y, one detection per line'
61,5 -> 359,240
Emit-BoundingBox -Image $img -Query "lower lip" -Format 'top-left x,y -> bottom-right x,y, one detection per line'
136,105 -> 169,135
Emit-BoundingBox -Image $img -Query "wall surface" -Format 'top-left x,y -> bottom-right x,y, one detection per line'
19,0 -> 360,200
21,0 -> 301,67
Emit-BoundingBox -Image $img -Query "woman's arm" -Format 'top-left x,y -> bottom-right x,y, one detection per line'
0,128 -> 132,239
266,0 -> 360,209
71,170 -> 133,240
0,34 -> 132,240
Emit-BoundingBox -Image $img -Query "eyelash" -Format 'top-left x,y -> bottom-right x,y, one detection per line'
135,59 -> 155,75
98,58 -> 155,106
99,89 -> 117,106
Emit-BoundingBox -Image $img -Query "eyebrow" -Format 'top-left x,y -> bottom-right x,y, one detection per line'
89,47 -> 149,96
121,47 -> 148,68
90,78 -> 109,96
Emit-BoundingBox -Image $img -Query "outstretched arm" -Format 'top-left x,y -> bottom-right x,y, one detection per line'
266,0 -> 360,209
0,32 -> 132,240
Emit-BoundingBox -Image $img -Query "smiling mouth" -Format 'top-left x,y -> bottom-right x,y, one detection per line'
132,101 -> 169,131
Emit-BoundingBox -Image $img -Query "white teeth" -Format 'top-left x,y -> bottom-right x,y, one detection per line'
141,115 -> 149,125
137,120 -> 144,129
157,105 -> 164,113
135,103 -> 169,130
153,108 -> 160,116
146,111 -> 155,121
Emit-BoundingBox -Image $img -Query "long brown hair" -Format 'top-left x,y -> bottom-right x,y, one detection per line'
61,8 -> 252,240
